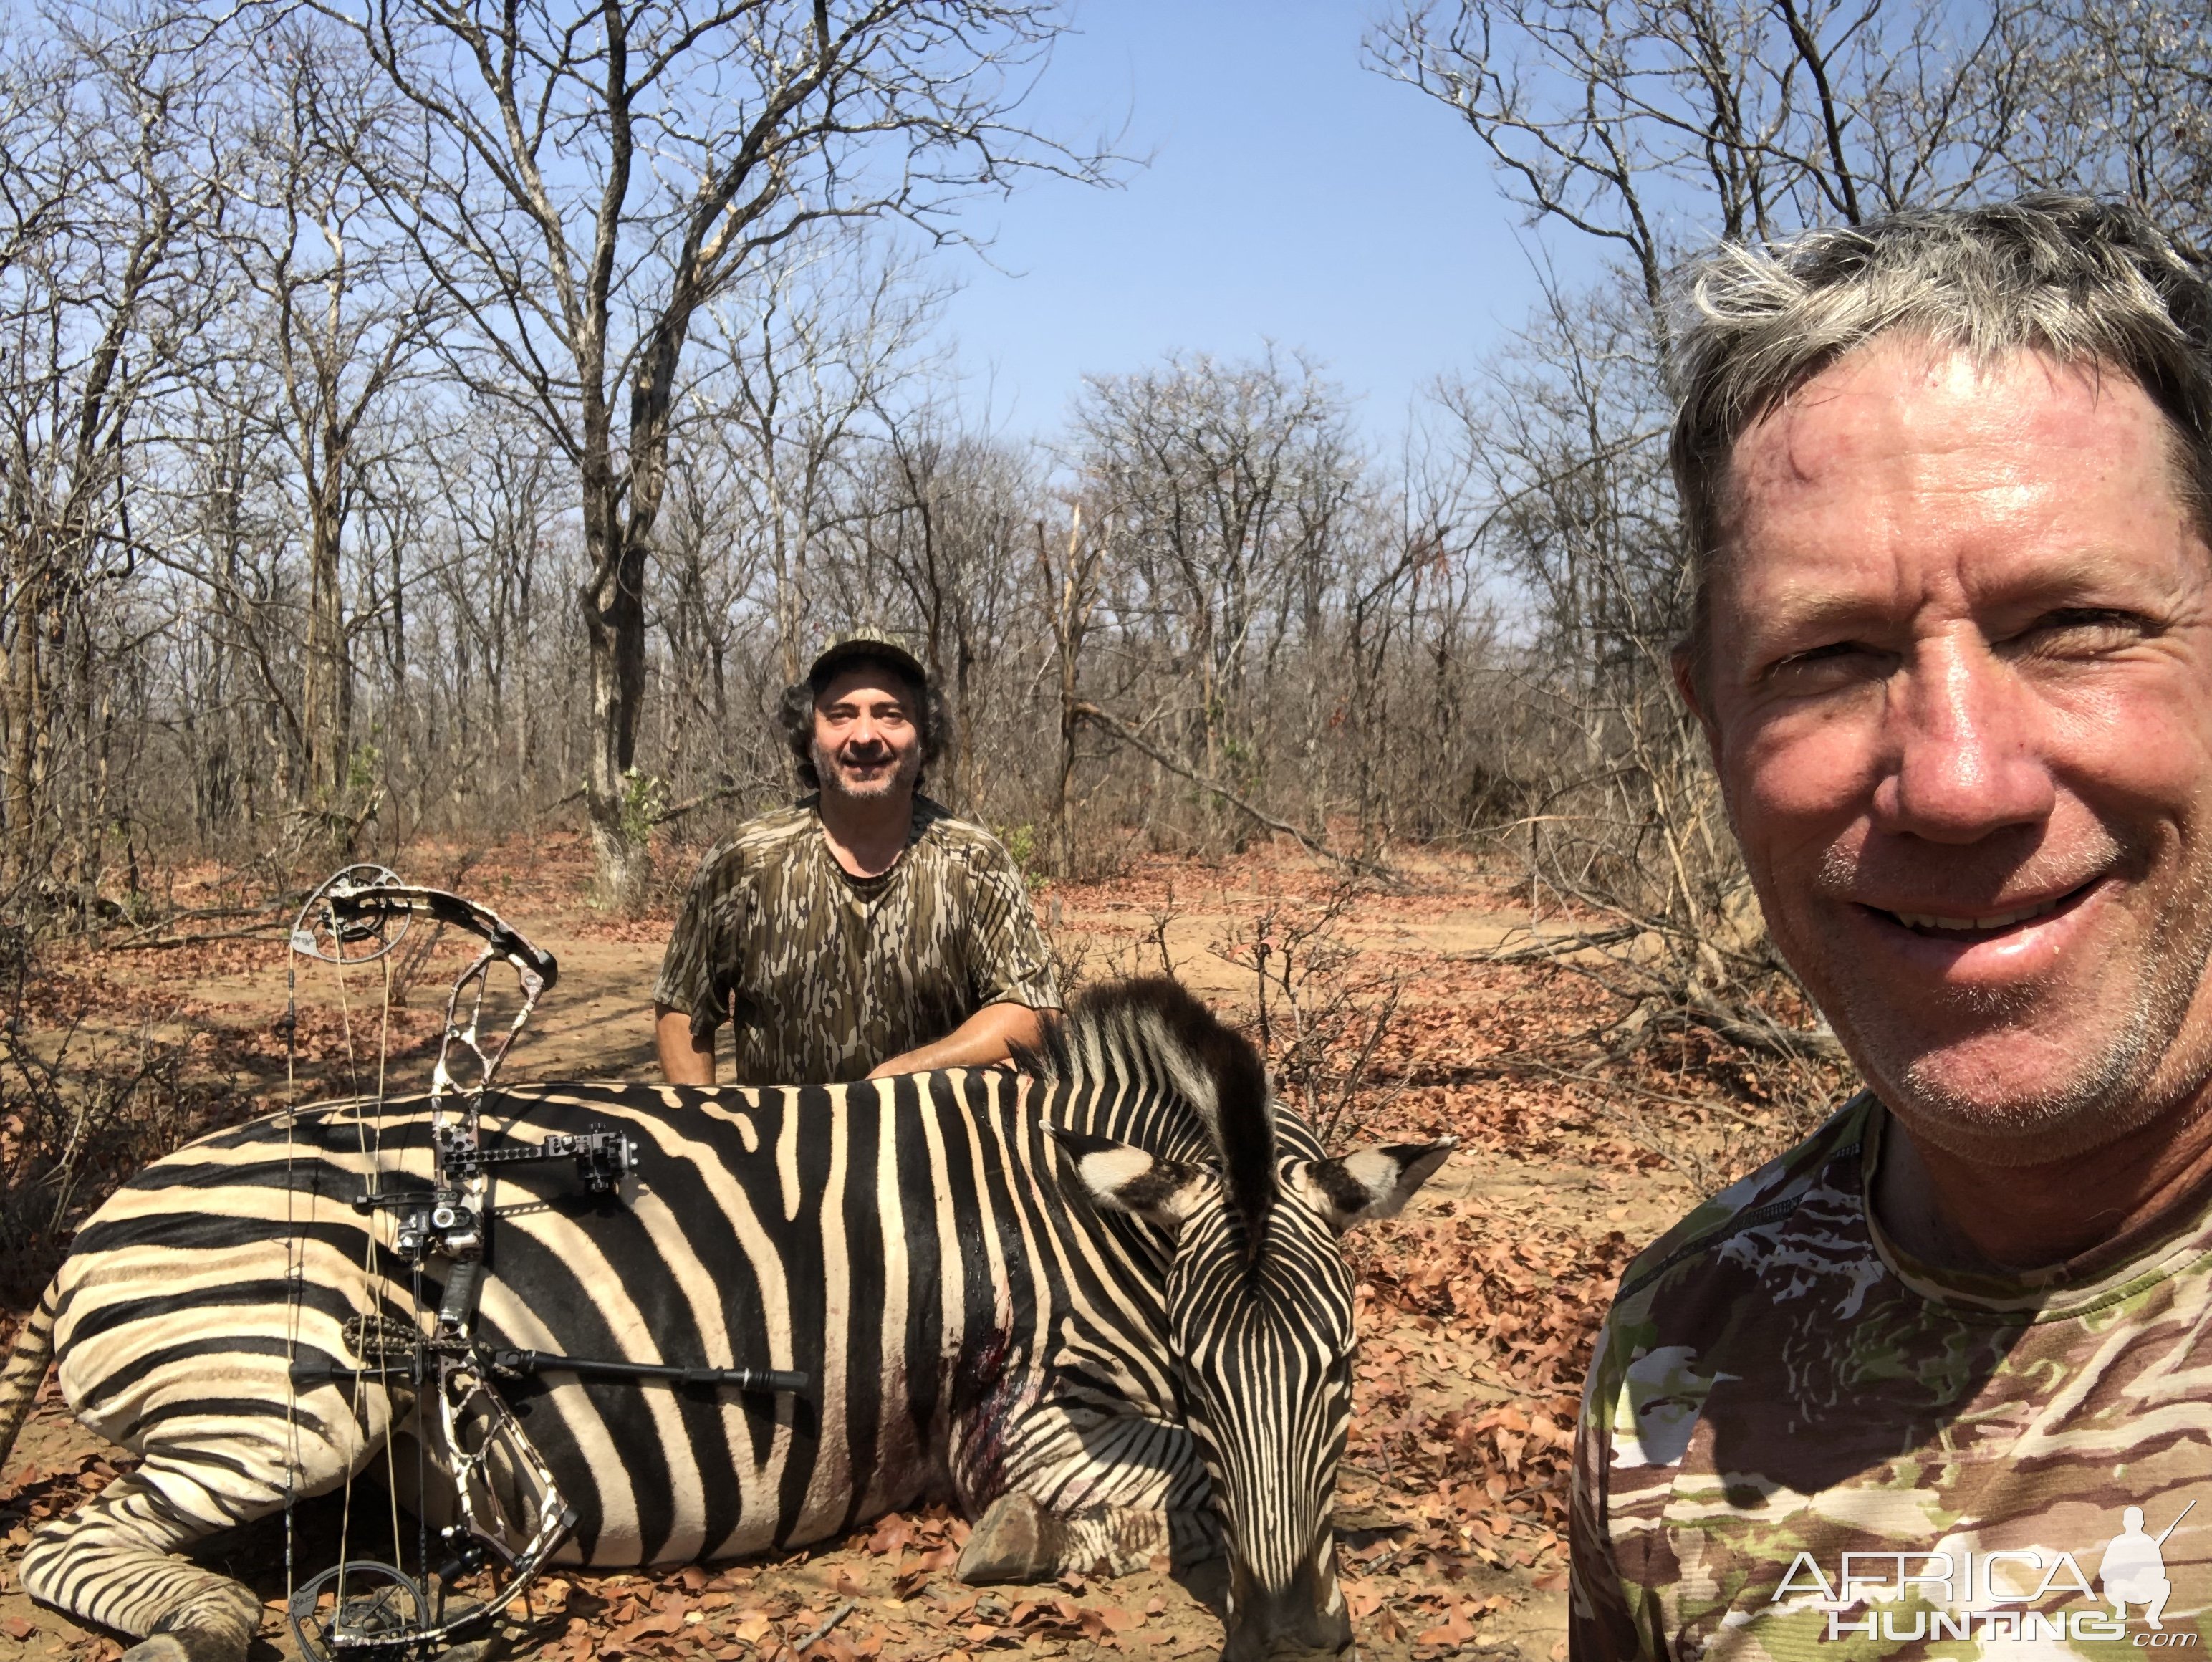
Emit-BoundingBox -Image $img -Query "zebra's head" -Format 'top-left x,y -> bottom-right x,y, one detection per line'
1038,981 -> 1453,1662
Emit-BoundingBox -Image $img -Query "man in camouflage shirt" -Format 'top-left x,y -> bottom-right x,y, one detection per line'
653,635 -> 1059,1085
1574,198 -> 2212,1657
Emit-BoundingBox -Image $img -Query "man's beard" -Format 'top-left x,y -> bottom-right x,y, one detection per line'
1816,833 -> 2212,1168
1887,960 -> 2187,1166
814,739 -> 920,802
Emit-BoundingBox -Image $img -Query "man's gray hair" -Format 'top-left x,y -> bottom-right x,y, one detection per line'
1671,194 -> 2212,668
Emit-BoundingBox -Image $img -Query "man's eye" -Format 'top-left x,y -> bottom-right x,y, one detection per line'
1764,642 -> 1880,688
2004,610 -> 2153,658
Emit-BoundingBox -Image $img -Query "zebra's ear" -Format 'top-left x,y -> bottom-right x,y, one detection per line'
1047,1127 -> 1213,1232
1284,1138 -> 1456,1232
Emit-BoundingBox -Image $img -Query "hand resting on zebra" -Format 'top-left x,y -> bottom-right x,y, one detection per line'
0,976 -> 1451,1662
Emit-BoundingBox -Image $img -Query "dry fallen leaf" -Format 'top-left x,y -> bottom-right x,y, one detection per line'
732,1610 -> 775,1643
1416,1608 -> 1478,1646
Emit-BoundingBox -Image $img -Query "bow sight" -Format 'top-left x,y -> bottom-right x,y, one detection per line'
277,867 -> 803,1661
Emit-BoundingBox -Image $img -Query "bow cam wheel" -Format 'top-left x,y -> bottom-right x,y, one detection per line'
288,1558 -> 431,1659
291,864 -> 412,966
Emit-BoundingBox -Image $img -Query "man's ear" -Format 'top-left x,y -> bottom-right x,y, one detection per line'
1047,1128 -> 1212,1233
1285,1139 -> 1456,1232
1671,642 -> 1721,756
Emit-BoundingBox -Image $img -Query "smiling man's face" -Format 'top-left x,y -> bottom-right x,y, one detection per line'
1698,336 -> 2212,1165
812,663 -> 924,803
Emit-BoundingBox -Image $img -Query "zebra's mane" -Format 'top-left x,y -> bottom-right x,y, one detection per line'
1021,977 -> 1276,1255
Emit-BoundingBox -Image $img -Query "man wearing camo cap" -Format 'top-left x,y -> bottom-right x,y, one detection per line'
1574,197 -> 2212,1655
653,633 -> 1059,1085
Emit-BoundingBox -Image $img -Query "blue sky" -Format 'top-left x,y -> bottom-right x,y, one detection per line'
930,0 -> 1582,435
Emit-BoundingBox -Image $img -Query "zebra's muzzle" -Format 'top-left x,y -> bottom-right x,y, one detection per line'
1222,1557 -> 1355,1662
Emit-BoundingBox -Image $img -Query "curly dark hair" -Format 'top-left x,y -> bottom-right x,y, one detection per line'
779,653 -> 951,792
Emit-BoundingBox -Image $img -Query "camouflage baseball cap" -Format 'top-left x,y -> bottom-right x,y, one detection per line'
806,630 -> 928,687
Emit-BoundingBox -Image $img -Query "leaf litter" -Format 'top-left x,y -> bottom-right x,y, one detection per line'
0,840 -> 1822,1661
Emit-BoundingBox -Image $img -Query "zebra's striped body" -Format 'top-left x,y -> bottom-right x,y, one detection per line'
0,980 -> 1451,1662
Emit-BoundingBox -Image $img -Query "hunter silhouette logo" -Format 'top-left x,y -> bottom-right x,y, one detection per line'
1771,1501 -> 2198,1644
2103,1503 -> 2193,1630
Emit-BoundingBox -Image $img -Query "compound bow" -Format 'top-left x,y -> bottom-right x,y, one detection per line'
276,865 -> 802,1660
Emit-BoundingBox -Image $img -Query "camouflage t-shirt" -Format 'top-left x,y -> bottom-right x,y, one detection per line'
1573,1092 -> 2212,1659
653,794 -> 1061,1085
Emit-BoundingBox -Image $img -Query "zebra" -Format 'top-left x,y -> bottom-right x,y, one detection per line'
0,976 -> 1452,1662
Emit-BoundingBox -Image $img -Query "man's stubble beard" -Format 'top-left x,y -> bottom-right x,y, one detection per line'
814,739 -> 922,804
1809,837 -> 2212,1168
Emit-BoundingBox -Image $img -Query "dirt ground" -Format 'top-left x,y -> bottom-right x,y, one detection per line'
0,832 -> 1760,1662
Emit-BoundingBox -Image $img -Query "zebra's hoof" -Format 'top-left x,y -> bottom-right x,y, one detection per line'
958,1491 -> 1057,1583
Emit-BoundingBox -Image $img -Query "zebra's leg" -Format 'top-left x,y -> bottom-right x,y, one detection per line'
24,1366 -> 395,1661
955,1407 -> 1218,1582
959,1490 -> 1221,1582
1058,1501 -> 1221,1576
958,1492 -> 1221,1581
18,1469 -> 264,1662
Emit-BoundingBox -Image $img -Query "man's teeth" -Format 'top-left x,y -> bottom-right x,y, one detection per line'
1893,895 -> 2069,931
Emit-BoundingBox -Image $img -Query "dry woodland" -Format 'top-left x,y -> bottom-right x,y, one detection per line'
2,0 -> 2208,1655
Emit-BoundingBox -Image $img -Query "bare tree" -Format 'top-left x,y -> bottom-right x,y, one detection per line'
862,413 -> 1034,810
0,11 -> 228,896
16,0 -> 2203,978
1370,0 -> 2043,322
703,235 -> 940,686
309,0 -> 1112,904
1034,502 -> 1102,874
2019,0 -> 2212,257
223,17 -> 433,812
1072,350 -> 1355,852
1336,456 -> 1464,858
1362,0 -> 2059,1082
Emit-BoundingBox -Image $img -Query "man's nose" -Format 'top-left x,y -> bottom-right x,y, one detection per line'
1872,634 -> 2056,842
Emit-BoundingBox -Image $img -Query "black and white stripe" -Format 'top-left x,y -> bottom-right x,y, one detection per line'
0,977 -> 1451,1662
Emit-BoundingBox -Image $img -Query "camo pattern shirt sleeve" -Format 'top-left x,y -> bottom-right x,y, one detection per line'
654,833 -> 757,1036
951,827 -> 1061,1014
1572,1093 -> 2212,1660
653,795 -> 1060,1085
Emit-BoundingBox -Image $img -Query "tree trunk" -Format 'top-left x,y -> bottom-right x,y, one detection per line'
580,302 -> 689,908
301,494 -> 348,804
3,554 -> 48,883
1044,509 -> 1087,877
580,513 -> 652,909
